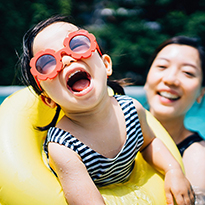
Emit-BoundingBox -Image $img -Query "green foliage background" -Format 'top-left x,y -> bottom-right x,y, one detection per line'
0,0 -> 205,85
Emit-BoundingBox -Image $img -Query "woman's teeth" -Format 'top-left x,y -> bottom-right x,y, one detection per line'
159,91 -> 179,100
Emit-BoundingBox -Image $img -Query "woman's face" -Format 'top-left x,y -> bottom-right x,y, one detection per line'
144,44 -> 204,121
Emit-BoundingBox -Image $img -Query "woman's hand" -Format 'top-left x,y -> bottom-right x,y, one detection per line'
164,168 -> 195,205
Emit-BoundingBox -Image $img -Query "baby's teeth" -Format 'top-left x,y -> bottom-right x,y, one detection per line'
69,70 -> 80,79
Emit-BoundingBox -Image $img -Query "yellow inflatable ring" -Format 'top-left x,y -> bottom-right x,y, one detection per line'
0,87 -> 183,205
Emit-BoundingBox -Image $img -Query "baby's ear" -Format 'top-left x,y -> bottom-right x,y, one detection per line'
102,54 -> 112,76
40,94 -> 57,108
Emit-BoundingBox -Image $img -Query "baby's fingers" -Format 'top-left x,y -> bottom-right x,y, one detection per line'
184,187 -> 195,205
165,192 -> 174,205
169,186 -> 195,205
174,194 -> 190,205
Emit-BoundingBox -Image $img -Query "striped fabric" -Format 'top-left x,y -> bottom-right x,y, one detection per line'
44,95 -> 144,187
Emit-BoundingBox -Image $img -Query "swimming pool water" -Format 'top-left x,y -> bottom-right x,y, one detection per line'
0,86 -> 24,104
1,86 -> 204,138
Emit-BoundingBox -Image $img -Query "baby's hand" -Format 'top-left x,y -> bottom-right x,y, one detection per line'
164,169 -> 195,205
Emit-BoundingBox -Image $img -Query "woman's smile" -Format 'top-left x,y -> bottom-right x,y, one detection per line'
157,90 -> 180,103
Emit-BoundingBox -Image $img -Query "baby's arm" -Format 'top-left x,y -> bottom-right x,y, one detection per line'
133,99 -> 195,205
141,138 -> 194,205
48,142 -> 106,205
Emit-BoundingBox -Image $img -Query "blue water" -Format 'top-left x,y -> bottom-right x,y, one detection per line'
0,86 -> 24,105
0,96 -> 7,104
0,86 -> 204,138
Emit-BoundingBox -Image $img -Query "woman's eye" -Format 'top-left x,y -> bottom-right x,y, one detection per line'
184,71 -> 195,77
157,65 -> 167,69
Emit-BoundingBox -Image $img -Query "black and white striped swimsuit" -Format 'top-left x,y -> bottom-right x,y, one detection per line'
44,95 -> 144,187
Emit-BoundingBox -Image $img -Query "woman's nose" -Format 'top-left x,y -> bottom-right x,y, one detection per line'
61,55 -> 77,68
162,68 -> 180,86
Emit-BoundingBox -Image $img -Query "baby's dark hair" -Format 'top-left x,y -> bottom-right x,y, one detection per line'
20,15 -> 73,95
20,15 -> 126,131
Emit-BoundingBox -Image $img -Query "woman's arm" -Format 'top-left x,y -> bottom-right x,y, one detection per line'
133,99 -> 195,205
48,142 -> 106,205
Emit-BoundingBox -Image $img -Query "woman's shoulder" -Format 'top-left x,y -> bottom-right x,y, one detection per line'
188,132 -> 204,148
188,139 -> 205,153
177,132 -> 204,156
183,136 -> 205,174
183,138 -> 205,189
183,137 -> 205,160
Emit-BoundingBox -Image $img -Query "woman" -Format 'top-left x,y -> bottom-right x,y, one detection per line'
144,36 -> 205,195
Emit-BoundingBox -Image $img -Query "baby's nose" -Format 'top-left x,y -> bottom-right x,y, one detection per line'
62,55 -> 77,67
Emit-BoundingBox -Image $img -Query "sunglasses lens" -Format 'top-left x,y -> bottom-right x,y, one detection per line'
69,35 -> 91,53
36,54 -> 56,74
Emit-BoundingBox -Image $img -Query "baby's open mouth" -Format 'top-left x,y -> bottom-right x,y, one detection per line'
67,71 -> 91,92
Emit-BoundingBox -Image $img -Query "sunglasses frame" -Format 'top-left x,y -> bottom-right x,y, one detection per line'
30,30 -> 102,89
